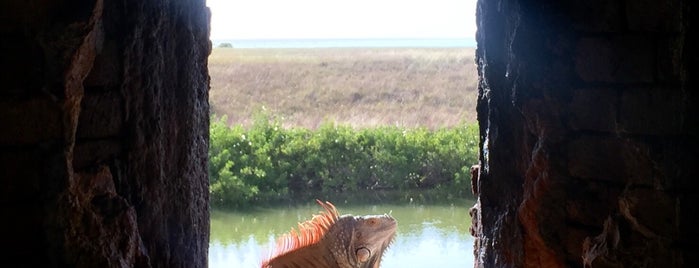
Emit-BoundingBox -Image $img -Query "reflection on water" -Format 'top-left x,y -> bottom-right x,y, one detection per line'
209,200 -> 475,268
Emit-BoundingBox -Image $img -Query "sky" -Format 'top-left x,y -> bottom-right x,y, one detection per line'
206,0 -> 477,40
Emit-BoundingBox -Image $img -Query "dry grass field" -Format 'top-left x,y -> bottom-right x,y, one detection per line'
208,47 -> 478,129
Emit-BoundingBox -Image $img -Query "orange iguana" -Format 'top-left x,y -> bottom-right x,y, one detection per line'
261,200 -> 397,268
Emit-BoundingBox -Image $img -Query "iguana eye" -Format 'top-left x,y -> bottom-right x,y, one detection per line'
356,247 -> 371,262
367,218 -> 377,226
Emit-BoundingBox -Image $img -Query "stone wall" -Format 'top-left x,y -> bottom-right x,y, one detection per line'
472,0 -> 698,267
3,0 -> 698,267
0,0 -> 211,267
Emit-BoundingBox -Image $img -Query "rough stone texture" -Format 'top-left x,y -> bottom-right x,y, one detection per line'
473,0 -> 698,267
0,0 -> 211,267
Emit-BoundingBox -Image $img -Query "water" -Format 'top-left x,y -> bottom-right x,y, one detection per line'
211,38 -> 477,48
209,200 -> 475,268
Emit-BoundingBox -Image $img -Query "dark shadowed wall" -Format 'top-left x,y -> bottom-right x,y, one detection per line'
471,0 -> 698,267
0,0 -> 211,267
3,0 -> 698,267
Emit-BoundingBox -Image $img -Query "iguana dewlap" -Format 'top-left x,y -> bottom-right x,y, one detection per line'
261,200 -> 397,268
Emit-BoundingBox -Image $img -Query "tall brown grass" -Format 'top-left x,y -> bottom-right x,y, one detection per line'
208,47 -> 478,129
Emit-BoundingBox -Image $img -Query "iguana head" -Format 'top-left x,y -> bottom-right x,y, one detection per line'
261,200 -> 397,268
306,200 -> 397,268
329,212 -> 397,267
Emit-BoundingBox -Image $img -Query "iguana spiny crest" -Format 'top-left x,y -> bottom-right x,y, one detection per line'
261,200 -> 397,268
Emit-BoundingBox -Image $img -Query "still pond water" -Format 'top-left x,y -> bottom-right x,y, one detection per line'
209,200 -> 475,268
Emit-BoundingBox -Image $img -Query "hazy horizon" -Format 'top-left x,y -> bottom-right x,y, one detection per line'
210,37 -> 477,48
207,0 -> 477,41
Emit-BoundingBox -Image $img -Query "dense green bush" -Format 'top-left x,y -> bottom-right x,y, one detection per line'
209,113 -> 479,208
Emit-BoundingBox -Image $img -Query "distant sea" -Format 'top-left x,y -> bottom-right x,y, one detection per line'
210,38 -> 477,48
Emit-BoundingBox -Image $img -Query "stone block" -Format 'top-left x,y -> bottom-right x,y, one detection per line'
575,37 -> 654,83
568,136 -> 653,185
562,226 -> 594,263
568,88 -> 617,131
72,139 -> 121,169
0,98 -> 62,145
565,180 -> 621,227
83,41 -> 121,87
657,140 -> 698,192
0,38 -> 45,94
656,37 -> 684,83
626,0 -> 682,32
619,188 -> 677,238
76,90 -> 123,139
569,0 -> 624,32
678,194 -> 699,243
0,149 -> 42,202
619,88 -> 684,135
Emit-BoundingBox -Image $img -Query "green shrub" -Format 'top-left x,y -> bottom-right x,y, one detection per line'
208,112 -> 479,208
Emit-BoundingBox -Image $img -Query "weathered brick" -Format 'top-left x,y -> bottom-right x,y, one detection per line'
0,98 -> 62,145
568,136 -> 653,185
626,0 -> 682,32
619,188 -> 677,238
0,149 -> 43,202
657,37 -> 684,83
619,88 -> 684,135
575,37 -> 655,83
568,88 -> 617,131
657,140 -> 698,192
569,0 -> 624,32
83,42 -> 121,87
72,139 -> 121,169
0,38 -> 45,94
565,180 -> 621,227
679,194 -> 699,243
76,90 -> 123,139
